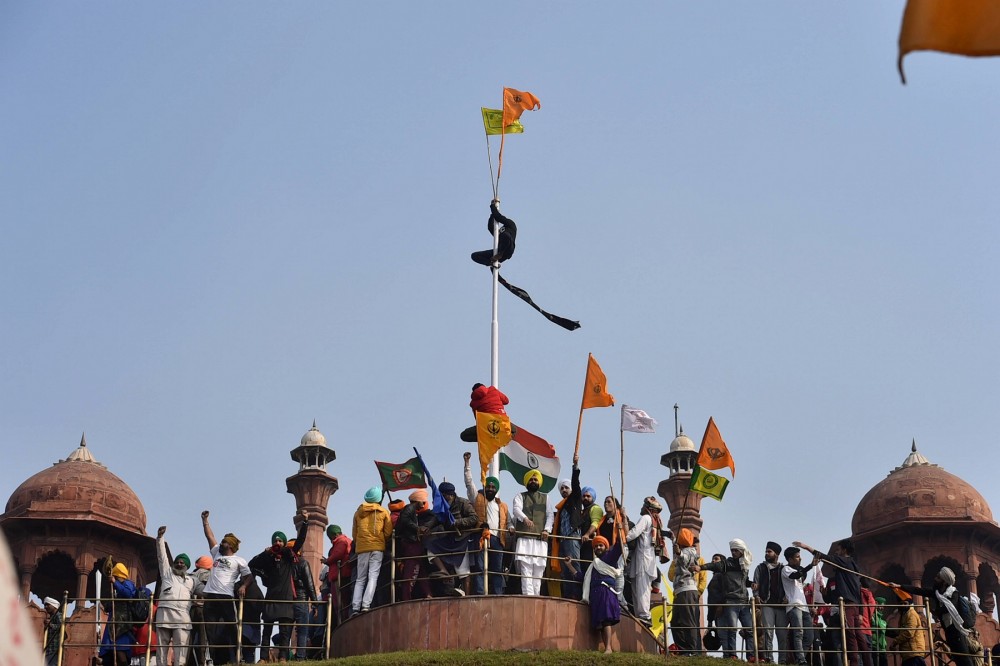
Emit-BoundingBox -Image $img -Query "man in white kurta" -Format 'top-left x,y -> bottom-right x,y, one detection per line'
625,496 -> 663,625
155,526 -> 194,666
511,469 -> 553,596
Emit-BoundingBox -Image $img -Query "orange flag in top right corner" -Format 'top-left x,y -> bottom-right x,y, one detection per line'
697,417 -> 735,477
581,353 -> 615,409
502,87 -> 541,127
898,0 -> 1000,82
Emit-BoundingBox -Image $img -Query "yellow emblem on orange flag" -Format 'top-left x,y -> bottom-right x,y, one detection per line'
696,417 -> 735,477
898,0 -> 1000,82
502,87 -> 541,127
581,353 -> 615,409
476,411 -> 512,485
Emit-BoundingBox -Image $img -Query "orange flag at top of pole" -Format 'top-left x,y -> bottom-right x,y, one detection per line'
581,353 -> 615,409
898,0 -> 1000,82
696,417 -> 735,477
502,88 -> 541,127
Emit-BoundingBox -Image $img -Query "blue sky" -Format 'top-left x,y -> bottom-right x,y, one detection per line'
2,2 -> 998,570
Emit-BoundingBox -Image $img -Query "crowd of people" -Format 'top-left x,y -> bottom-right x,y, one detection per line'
53,452 -> 995,665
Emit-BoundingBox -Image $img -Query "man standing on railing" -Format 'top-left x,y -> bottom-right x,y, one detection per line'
201,510 -> 253,666
890,567 -> 977,666
552,466 -> 584,600
511,470 -> 553,596
781,546 -> 816,666
99,562 -> 138,666
351,487 -> 393,614
463,452 -> 510,596
186,555 -> 213,666
694,539 -> 757,660
321,525 -> 353,623
626,497 -> 668,628
888,597 -> 927,666
392,494 -> 432,601
425,481 -> 480,597
248,514 -> 308,659
754,541 -> 788,663
155,526 -> 195,666
288,538 -> 316,660
43,597 -> 63,666
793,539 -> 873,666
670,528 -> 703,655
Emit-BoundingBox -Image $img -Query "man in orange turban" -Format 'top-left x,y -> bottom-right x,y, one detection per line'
670,527 -> 703,654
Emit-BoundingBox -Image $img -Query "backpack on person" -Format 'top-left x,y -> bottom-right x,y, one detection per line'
129,587 -> 152,624
957,594 -> 977,631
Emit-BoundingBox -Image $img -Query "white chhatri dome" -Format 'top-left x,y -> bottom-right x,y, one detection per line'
300,420 -> 327,448
669,430 -> 696,453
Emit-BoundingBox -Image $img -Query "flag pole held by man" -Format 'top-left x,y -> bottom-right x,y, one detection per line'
573,353 -> 615,459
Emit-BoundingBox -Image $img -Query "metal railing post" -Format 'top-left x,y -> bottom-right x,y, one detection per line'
750,596 -> 760,663
236,596 -> 244,664
390,539 -> 396,604
839,599 -> 849,666
144,592 -> 154,666
924,599 -> 937,666
56,590 -> 69,666
336,566 -> 343,625
323,596 -> 333,660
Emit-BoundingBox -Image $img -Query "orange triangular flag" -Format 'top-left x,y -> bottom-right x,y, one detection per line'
898,0 -> 1000,82
581,354 -> 614,409
502,87 -> 541,127
696,417 -> 735,477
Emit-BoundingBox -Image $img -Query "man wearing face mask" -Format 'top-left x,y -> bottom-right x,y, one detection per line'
248,510 -> 307,659
463,452 -> 510,596
511,469 -> 553,596
155,526 -> 195,666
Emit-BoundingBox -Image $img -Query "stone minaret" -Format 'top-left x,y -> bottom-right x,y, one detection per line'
285,421 -> 339,589
656,407 -> 704,536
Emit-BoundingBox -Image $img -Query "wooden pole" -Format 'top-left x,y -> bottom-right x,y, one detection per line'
573,354 -> 591,460
620,428 -> 626,509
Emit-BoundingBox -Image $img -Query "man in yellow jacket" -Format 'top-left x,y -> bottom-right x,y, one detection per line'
351,486 -> 393,615
890,598 -> 928,666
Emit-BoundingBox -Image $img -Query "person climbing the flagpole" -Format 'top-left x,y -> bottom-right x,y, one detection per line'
471,199 -> 516,267
460,382 -> 516,443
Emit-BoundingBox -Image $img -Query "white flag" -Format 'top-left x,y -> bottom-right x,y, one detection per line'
621,404 -> 657,433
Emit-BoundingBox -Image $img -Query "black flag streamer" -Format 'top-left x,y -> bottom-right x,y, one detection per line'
497,274 -> 580,331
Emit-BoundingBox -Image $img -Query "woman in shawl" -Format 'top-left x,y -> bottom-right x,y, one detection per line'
563,535 -> 625,653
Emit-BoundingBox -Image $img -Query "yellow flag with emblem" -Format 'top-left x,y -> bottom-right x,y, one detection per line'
477,411 -> 513,485
649,570 -> 674,638
481,108 -> 525,135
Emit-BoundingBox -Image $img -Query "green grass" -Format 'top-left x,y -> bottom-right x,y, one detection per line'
321,650 -> 723,665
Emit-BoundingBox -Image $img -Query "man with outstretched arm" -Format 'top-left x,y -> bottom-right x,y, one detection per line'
155,526 -> 195,666
201,510 -> 253,666
793,539 -> 872,666
463,451 -> 509,595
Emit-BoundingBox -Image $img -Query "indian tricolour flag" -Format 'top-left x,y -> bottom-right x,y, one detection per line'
498,425 -> 561,493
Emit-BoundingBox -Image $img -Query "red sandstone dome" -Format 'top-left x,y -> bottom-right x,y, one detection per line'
3,436 -> 147,535
851,442 -> 994,536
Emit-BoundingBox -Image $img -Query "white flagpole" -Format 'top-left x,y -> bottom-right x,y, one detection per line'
489,199 -> 502,479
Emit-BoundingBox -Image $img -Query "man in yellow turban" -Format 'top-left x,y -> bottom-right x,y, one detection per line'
510,468 -> 552,595
99,560 -> 138,666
